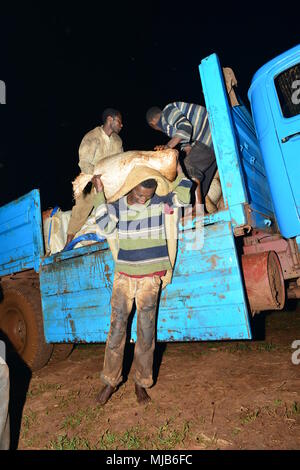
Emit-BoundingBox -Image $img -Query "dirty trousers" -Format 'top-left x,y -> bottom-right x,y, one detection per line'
101,273 -> 161,389
184,141 -> 217,197
67,189 -> 96,236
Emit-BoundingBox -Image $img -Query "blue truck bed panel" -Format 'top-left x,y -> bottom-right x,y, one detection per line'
199,53 -> 275,231
40,221 -> 252,343
232,106 -> 274,218
0,190 -> 44,276
199,54 -> 248,225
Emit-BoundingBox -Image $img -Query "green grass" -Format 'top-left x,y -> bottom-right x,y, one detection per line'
92,420 -> 192,450
240,408 -> 260,425
21,409 -> 38,439
27,382 -> 62,398
255,342 -> 278,352
119,427 -> 142,449
61,406 -> 103,430
156,420 -> 190,450
232,427 -> 242,436
227,343 -> 252,353
97,426 -> 143,450
56,389 -> 81,409
286,401 -> 300,418
49,434 -> 92,450
98,430 -> 118,450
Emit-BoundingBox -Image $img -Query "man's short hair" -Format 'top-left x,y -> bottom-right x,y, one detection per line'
146,106 -> 162,123
140,179 -> 157,189
102,108 -> 121,123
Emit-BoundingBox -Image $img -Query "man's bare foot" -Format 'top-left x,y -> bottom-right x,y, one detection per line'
135,383 -> 151,404
95,384 -> 116,405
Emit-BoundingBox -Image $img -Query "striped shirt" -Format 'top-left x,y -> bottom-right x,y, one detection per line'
94,174 -> 192,276
158,102 -> 212,148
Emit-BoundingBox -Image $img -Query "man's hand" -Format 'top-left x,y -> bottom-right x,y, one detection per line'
183,145 -> 192,156
92,175 -> 104,193
177,161 -> 183,174
154,145 -> 167,151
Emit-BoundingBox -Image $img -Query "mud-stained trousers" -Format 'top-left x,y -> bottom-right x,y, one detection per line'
101,273 -> 161,389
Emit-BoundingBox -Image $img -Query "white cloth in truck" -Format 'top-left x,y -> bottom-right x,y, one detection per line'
43,208 -> 104,255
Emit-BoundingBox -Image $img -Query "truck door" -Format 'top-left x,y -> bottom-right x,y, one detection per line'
271,61 -> 300,225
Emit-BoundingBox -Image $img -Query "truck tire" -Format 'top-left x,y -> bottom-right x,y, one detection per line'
48,343 -> 74,364
0,284 -> 53,371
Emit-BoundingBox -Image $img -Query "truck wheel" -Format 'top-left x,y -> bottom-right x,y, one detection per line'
0,285 -> 53,371
48,343 -> 74,364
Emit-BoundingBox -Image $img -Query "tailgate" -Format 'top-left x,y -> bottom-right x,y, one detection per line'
0,189 -> 44,276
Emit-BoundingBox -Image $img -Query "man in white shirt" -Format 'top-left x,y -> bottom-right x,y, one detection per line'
66,108 -> 124,246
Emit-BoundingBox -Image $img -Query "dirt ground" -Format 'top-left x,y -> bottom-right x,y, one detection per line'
10,304 -> 300,450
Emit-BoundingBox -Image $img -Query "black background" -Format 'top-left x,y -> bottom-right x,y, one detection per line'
0,1 -> 299,210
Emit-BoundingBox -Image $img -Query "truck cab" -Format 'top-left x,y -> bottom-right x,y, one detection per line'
248,44 -> 300,239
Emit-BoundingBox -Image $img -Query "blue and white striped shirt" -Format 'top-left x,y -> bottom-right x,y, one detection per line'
158,102 -> 212,148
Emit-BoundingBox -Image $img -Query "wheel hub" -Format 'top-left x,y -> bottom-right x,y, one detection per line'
1,307 -> 27,353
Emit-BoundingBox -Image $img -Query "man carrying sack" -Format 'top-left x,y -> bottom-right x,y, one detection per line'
92,159 -> 192,405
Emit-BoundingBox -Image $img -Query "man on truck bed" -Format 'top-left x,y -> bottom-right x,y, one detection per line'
146,102 -> 217,213
92,166 -> 192,405
65,108 -> 124,247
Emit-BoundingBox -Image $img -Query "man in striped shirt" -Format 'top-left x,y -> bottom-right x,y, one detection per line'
146,102 -> 217,210
92,167 -> 192,405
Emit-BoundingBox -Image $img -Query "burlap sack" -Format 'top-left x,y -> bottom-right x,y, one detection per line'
205,170 -> 223,214
72,149 -> 178,202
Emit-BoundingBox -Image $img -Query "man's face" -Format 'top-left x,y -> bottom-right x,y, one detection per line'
110,114 -> 123,134
128,184 -> 156,205
148,113 -> 161,131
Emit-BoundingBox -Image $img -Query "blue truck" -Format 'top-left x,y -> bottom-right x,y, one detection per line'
0,45 -> 299,371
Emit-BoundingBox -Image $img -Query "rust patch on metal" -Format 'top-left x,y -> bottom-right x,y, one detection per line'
207,255 -> 221,269
104,264 -> 112,285
69,319 -> 76,335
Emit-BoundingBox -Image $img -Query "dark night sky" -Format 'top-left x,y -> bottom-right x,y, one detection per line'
0,2 -> 299,211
